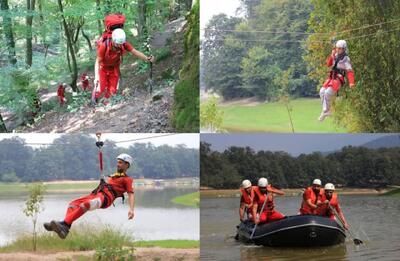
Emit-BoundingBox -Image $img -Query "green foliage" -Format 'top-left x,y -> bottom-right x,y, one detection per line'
306,0 -> 400,132
0,225 -> 131,253
1,0 -> 184,127
201,0 -> 316,101
95,246 -> 135,261
200,96 -> 223,132
172,1 -> 199,132
0,135 -> 199,181
23,183 -> 46,251
200,142 -> 400,189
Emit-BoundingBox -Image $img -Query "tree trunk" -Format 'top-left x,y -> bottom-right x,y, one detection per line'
0,0 -> 17,65
0,113 -> 7,133
137,0 -> 147,37
26,0 -> 36,67
81,29 -> 93,51
58,0 -> 78,91
96,0 -> 102,36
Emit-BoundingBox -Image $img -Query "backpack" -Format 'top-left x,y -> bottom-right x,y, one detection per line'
97,14 -> 126,57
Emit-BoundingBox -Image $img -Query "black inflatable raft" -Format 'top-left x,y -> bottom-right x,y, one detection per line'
236,215 -> 346,247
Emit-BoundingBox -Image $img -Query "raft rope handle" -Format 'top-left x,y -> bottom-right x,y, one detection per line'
95,132 -> 105,180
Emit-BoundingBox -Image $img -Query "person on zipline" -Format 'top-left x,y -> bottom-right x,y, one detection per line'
94,28 -> 155,102
319,40 -> 355,121
44,153 -> 135,239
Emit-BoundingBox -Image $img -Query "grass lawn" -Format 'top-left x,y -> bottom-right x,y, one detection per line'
171,191 -> 199,207
219,98 -> 347,133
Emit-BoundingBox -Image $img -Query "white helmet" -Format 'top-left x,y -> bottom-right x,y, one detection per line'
116,153 -> 133,165
112,28 -> 126,45
242,179 -> 251,189
325,183 -> 335,191
258,177 -> 268,187
312,179 -> 322,186
336,40 -> 347,49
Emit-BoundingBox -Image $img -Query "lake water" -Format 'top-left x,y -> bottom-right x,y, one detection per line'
201,195 -> 400,261
0,188 -> 199,246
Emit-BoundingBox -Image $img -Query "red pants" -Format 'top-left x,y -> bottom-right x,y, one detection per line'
96,66 -> 120,99
64,193 -> 108,225
323,77 -> 343,92
259,210 -> 285,224
58,96 -> 65,106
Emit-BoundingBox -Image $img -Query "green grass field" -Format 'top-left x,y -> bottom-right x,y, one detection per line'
171,191 -> 199,207
219,98 -> 347,133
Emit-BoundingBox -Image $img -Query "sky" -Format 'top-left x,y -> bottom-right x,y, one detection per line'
200,0 -> 242,38
201,133 -> 395,156
0,133 -> 199,149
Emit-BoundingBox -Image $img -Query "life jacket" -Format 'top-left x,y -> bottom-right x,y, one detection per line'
253,185 -> 275,213
316,193 -> 338,217
91,172 -> 127,208
240,186 -> 255,206
300,187 -> 324,215
97,14 -> 126,62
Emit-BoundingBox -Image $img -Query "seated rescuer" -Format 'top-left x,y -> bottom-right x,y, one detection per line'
43,153 -> 135,239
252,177 -> 285,225
316,183 -> 349,230
300,178 -> 325,215
239,179 -> 255,222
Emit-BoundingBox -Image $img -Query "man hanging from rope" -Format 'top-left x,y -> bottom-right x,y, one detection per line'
318,40 -> 355,121
43,153 -> 135,239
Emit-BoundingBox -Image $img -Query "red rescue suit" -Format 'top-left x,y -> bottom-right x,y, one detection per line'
81,73 -> 90,91
96,41 -> 134,99
57,85 -> 65,106
240,186 -> 255,219
322,54 -> 355,92
300,187 -> 324,215
252,186 -> 285,224
64,174 -> 133,226
315,193 -> 342,220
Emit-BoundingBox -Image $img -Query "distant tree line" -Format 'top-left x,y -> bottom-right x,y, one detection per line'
200,142 -> 400,189
0,135 -> 199,182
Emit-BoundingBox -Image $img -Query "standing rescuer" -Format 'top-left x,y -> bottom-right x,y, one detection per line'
316,183 -> 349,230
252,177 -> 285,225
239,179 -> 255,222
44,153 -> 135,239
319,39 -> 355,121
299,179 -> 325,215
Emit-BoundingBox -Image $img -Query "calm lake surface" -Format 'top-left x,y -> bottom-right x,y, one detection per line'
0,188 -> 199,246
201,195 -> 400,261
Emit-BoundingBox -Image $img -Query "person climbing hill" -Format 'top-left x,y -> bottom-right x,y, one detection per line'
319,39 -> 355,121
94,14 -> 155,102
43,153 -> 135,239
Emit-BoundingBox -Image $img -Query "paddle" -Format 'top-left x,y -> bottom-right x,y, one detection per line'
250,195 -> 268,239
329,205 -> 363,245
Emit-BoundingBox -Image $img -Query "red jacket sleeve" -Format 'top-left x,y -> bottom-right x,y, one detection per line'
347,71 -> 355,86
124,42 -> 134,52
125,177 -> 134,193
326,55 -> 334,67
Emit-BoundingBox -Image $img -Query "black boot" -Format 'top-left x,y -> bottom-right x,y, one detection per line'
45,220 -> 70,239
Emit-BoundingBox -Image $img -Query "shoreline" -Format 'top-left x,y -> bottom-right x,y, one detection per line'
0,247 -> 199,261
200,187 -> 394,198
